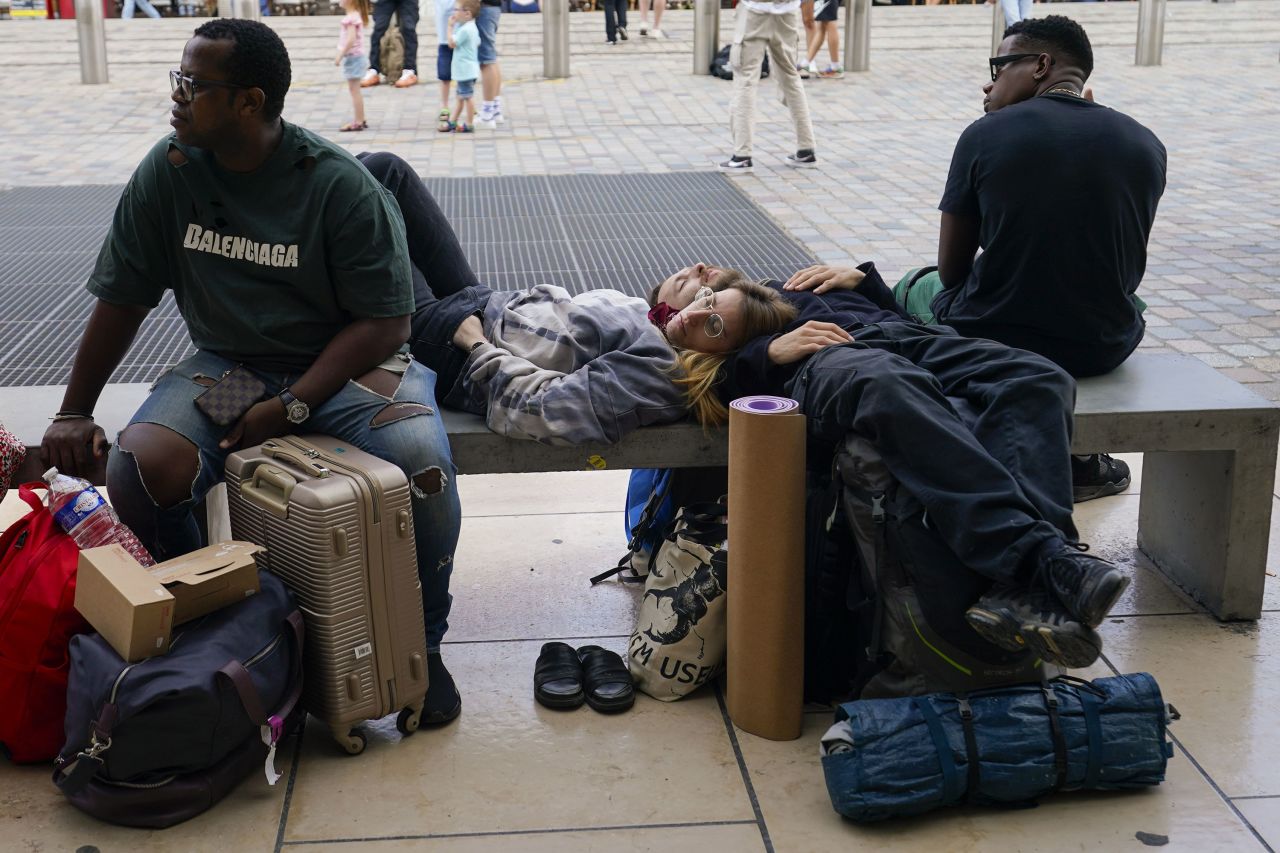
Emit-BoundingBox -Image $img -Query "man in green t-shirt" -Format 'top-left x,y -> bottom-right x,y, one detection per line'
40,19 -> 462,726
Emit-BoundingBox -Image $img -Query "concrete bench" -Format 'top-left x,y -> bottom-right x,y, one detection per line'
5,352 -> 1277,620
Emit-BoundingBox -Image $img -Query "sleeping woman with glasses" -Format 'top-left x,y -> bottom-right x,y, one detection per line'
645,261 -> 908,426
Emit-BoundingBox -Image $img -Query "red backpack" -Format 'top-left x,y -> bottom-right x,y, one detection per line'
0,483 -> 90,763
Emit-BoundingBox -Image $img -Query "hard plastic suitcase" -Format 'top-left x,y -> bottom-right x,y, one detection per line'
224,435 -> 428,755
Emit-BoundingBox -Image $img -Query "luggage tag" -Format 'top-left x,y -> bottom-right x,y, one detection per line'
260,715 -> 284,786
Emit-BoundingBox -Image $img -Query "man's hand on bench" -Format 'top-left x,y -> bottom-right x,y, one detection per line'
42,417 -> 108,478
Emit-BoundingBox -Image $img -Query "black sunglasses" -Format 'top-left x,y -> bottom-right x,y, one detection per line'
988,53 -> 1040,82
170,69 -> 247,102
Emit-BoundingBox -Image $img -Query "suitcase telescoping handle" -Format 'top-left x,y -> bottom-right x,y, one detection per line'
242,464 -> 297,520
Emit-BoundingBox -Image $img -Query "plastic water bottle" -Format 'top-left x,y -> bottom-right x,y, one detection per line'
43,468 -> 156,567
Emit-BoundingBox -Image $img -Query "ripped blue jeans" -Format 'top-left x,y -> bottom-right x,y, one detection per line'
105,349 -> 460,650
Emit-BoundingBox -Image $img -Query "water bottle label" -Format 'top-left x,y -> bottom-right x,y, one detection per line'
54,489 -> 107,531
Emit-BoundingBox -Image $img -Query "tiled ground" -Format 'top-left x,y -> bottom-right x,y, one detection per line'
2,2 -> 1280,850
3,459 -> 1280,851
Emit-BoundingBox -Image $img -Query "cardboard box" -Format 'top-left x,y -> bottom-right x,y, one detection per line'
76,541 -> 264,662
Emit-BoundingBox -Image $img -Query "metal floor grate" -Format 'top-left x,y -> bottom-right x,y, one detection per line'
0,173 -> 815,387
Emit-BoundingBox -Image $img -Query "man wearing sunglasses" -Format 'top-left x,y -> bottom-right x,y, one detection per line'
41,19 -> 465,727
903,15 -> 1166,502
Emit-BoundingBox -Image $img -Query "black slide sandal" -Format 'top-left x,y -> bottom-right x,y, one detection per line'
577,645 -> 635,713
534,642 -> 585,710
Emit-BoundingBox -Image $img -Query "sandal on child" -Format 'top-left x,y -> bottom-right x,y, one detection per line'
339,121 -> 368,132
534,642 -> 585,710
455,123 -> 473,134
577,645 -> 634,713
437,109 -> 452,132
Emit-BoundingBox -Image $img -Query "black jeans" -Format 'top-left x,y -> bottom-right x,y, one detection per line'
368,0 -> 420,74
603,0 -> 627,41
789,322 -> 1078,585
357,152 -> 490,408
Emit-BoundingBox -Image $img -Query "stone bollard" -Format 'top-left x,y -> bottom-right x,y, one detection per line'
76,0 -> 108,85
991,0 -> 1004,56
693,0 -> 719,76
843,0 -> 870,72
543,0 -> 569,79
1135,0 -> 1166,66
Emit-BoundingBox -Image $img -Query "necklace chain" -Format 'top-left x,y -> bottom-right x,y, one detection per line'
1044,86 -> 1082,98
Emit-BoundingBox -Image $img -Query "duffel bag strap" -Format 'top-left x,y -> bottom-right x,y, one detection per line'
956,696 -> 982,801
913,697 -> 964,804
1041,683 -> 1069,791
216,610 -> 305,786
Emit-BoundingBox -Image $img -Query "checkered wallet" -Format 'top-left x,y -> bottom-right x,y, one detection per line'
193,366 -> 268,427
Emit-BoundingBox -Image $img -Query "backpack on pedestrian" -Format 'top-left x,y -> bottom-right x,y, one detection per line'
827,431 -> 1054,700
0,482 -> 91,764
380,14 -> 405,82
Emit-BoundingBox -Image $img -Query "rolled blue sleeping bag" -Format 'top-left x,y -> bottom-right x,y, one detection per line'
820,673 -> 1173,822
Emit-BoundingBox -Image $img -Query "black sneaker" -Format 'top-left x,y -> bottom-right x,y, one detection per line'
1042,545 -> 1130,627
421,652 -> 461,725
785,149 -> 818,168
1071,453 -> 1131,502
618,26 -> 628,40
718,155 -> 753,171
965,584 -> 1102,669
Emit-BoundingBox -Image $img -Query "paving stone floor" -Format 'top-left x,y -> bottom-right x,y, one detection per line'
2,3 -> 1280,851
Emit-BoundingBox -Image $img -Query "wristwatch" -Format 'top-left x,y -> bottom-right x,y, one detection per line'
278,388 -> 311,425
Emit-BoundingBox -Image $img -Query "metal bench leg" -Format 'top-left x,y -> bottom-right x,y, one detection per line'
1136,434 -> 1278,620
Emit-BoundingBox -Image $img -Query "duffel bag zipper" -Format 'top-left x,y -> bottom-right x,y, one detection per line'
99,774 -> 178,789
244,633 -> 282,668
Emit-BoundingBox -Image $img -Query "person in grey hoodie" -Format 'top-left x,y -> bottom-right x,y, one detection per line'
359,152 -> 688,446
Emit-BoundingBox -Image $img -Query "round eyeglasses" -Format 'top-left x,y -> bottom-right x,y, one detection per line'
693,286 -> 725,338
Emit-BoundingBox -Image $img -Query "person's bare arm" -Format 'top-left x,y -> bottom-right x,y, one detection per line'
219,315 -> 410,450
40,299 -> 150,476
937,211 -> 981,289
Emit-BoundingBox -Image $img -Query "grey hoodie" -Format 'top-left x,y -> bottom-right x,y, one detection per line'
462,284 -> 689,446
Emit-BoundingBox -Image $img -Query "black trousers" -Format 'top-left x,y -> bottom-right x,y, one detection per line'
368,0 -> 420,75
789,322 -> 1078,585
357,152 -> 489,408
603,0 -> 627,41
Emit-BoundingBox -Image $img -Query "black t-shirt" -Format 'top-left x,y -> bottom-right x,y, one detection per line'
934,94 -> 1166,377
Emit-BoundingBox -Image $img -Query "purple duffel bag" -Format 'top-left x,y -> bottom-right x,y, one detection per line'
53,570 -> 304,828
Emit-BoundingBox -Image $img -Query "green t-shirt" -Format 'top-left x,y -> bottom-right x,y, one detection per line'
87,122 -> 413,373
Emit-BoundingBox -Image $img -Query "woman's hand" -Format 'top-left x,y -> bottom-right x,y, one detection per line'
783,265 -> 866,294
766,321 -> 853,365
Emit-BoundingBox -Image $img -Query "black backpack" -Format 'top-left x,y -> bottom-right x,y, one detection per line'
710,44 -> 770,81
815,431 -> 1054,701
54,570 -> 304,828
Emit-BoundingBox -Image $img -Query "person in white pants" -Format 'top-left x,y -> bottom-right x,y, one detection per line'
123,0 -> 162,18
721,0 -> 817,172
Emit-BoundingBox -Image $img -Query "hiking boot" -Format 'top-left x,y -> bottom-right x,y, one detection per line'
965,585 -> 1102,669
1071,453 -> 1131,502
719,155 -> 753,171
1042,545 -> 1130,627
785,149 -> 817,168
421,652 -> 461,724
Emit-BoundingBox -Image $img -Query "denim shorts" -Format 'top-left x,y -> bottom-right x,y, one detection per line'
341,52 -> 369,80
436,43 -> 453,81
455,78 -> 475,99
477,4 -> 500,64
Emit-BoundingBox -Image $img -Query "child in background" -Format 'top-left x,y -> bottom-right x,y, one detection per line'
445,0 -> 481,133
335,0 -> 372,131
434,0 -> 456,132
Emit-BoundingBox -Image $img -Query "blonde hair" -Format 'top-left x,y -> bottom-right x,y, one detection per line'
353,0 -> 371,25
456,0 -> 481,16
670,278 -> 797,428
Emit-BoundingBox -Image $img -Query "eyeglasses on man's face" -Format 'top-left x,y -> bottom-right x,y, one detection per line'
693,286 -> 725,338
988,53 -> 1040,82
170,69 -> 246,102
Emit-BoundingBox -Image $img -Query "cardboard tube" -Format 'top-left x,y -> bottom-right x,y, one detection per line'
725,396 -> 806,741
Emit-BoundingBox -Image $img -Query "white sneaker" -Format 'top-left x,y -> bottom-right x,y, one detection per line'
639,23 -> 648,35
492,97 -> 506,125
650,27 -> 665,38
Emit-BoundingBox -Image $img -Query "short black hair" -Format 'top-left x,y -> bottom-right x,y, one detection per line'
192,19 -> 291,120
1004,15 -> 1093,80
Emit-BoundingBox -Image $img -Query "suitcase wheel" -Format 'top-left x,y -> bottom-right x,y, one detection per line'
396,705 -> 423,736
333,726 -> 368,756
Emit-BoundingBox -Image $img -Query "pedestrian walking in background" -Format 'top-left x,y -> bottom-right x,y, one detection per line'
636,0 -> 665,37
999,0 -> 1032,28
721,0 -> 817,172
434,0 -> 456,130
446,0 -> 481,132
797,0 -> 814,77
336,0 -> 372,131
803,0 -> 842,78
603,0 -> 628,45
122,0 -> 162,19
362,0 -> 421,88
476,0 -> 505,127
